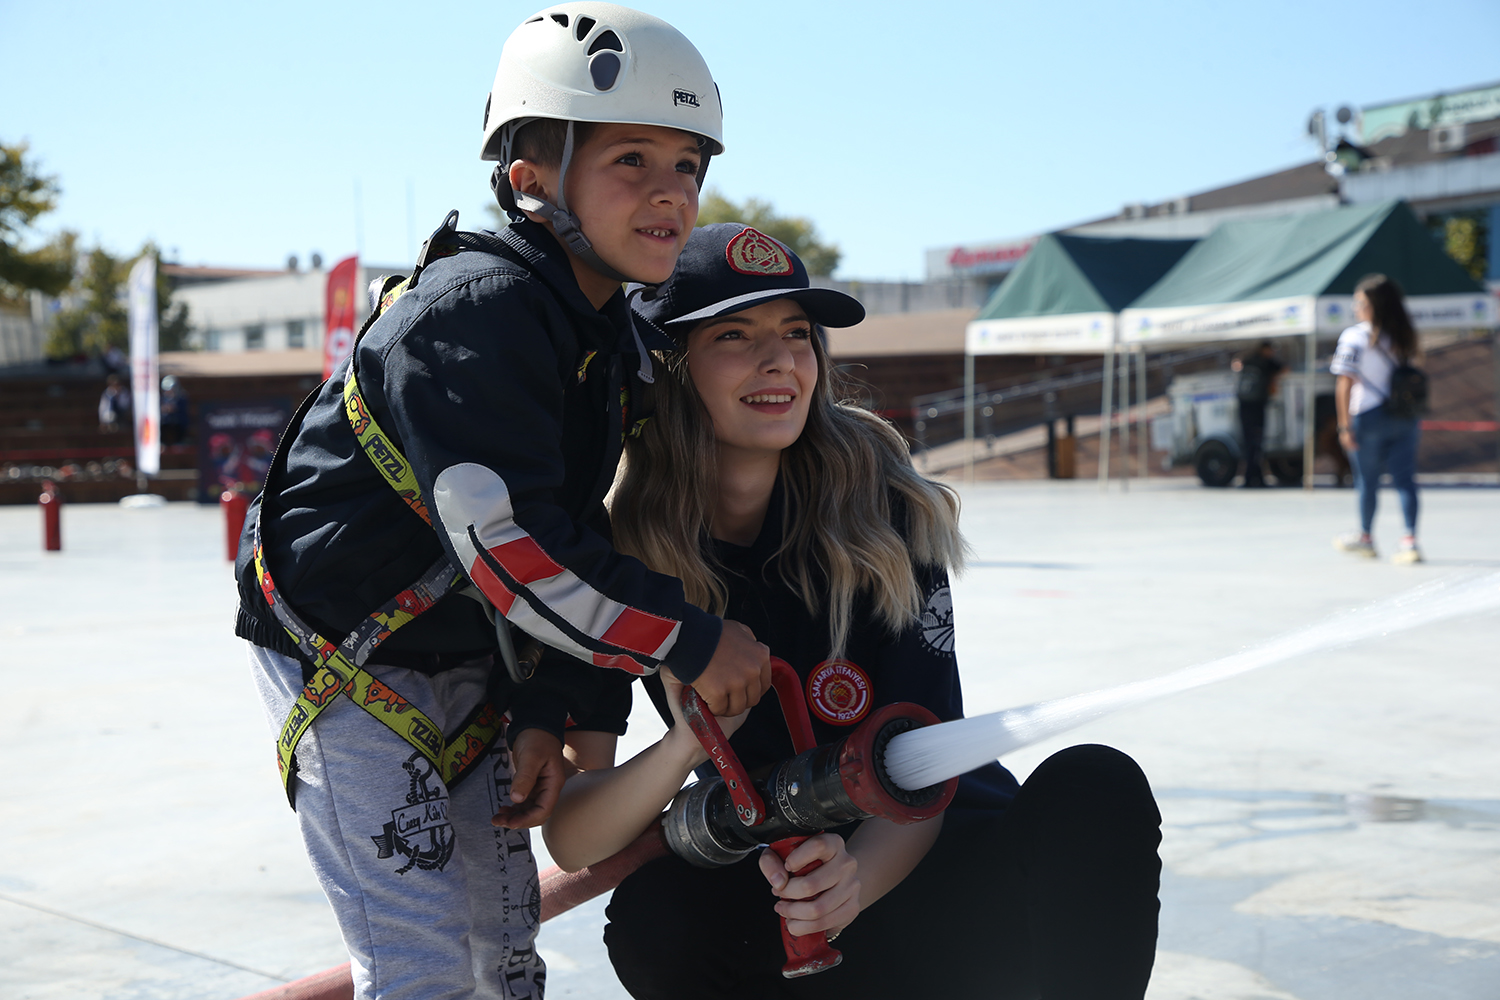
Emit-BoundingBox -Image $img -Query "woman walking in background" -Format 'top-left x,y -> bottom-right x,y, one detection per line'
1331,273 -> 1422,564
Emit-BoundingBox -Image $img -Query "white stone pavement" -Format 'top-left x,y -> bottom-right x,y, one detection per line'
1,480 -> 1497,999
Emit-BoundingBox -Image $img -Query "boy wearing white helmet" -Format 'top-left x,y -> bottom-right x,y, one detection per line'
235,6 -> 771,997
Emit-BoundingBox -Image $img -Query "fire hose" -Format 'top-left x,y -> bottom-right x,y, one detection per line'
239,570 -> 1500,998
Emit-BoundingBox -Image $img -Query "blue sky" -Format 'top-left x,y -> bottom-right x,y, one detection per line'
3,0 -> 1497,279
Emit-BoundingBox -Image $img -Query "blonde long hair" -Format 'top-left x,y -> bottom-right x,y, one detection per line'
611,318 -> 966,658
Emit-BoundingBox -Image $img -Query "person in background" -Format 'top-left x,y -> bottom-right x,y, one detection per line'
1231,340 -> 1283,488
1330,274 -> 1422,564
98,374 -> 130,433
159,375 -> 191,446
102,343 -> 129,378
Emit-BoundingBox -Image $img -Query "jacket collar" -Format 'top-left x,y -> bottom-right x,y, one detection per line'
497,220 -> 675,356
496,220 -> 606,317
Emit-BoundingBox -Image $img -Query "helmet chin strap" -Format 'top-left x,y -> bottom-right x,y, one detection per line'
510,121 -> 636,284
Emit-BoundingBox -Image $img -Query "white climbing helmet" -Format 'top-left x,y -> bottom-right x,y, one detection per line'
481,2 -> 724,164
480,3 -> 724,282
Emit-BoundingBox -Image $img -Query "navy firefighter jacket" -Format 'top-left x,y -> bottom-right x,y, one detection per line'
235,220 -> 722,728
643,482 -> 1019,813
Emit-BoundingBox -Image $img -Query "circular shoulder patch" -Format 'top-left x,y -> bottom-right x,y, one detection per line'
805,659 -> 871,726
725,227 -> 794,276
919,584 -> 956,656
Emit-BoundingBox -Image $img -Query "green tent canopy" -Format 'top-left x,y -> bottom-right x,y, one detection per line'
967,233 -> 1198,354
1121,200 -> 1496,345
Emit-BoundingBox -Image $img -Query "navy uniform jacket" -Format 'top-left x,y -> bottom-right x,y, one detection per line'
236,220 -> 721,733
643,482 -> 1018,812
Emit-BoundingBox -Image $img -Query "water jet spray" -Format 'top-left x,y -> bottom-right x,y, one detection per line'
884,570 -> 1500,790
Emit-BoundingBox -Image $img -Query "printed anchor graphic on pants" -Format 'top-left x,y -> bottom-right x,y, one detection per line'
371,752 -> 456,874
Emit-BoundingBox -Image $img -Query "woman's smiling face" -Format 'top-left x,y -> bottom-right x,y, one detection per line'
685,298 -> 818,461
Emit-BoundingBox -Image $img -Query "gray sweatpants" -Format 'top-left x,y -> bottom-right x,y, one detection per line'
249,643 -> 547,999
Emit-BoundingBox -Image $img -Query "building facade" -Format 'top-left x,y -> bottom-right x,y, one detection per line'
168,261 -> 404,355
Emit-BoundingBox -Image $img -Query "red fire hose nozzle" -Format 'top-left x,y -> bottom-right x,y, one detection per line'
677,658 -> 957,977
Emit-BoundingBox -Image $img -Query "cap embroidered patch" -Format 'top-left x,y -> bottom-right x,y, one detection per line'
725,227 -> 794,277
806,659 -> 871,726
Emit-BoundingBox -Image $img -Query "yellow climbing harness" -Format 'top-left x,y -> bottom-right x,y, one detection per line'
256,539 -> 501,806
261,212 -> 508,807
343,365 -> 432,525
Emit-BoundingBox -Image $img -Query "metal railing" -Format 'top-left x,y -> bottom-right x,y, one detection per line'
910,345 -> 1233,455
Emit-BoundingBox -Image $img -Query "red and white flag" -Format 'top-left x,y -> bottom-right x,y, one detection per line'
323,255 -> 360,379
127,255 -> 160,475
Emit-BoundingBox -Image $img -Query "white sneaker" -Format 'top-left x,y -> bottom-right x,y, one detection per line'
1392,542 -> 1423,565
1333,532 -> 1377,558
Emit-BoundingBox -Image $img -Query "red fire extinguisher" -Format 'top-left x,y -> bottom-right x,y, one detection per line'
39,480 -> 62,552
221,489 -> 248,562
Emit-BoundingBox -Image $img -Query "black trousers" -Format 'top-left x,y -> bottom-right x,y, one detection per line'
604,745 -> 1161,1000
1239,401 -> 1267,485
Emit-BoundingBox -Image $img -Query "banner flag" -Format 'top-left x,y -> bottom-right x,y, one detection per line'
127,255 -> 161,476
323,255 -> 360,379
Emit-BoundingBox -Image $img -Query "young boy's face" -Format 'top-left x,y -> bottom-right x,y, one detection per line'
517,123 -> 702,300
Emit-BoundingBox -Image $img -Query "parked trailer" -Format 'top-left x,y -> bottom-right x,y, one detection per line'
1157,370 -> 1336,487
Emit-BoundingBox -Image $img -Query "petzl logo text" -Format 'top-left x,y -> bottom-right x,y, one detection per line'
673,89 -> 699,108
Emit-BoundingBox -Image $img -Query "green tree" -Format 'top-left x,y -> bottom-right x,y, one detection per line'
46,244 -> 193,358
0,140 -> 77,302
696,190 -> 841,276
1443,213 -> 1487,282
47,247 -> 126,358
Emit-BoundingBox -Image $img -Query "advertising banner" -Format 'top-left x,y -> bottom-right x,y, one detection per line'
1316,294 -> 1498,333
323,255 -> 360,379
196,400 -> 292,502
967,312 -> 1115,354
1361,83 -> 1500,144
1123,293 -> 1498,346
925,238 -> 1035,280
1120,296 -> 1315,345
127,255 -> 161,476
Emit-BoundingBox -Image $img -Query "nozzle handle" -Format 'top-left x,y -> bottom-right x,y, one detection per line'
769,657 -> 817,754
681,686 -> 765,827
769,835 -> 843,978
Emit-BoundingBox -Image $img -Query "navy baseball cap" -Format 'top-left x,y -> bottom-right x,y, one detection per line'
632,224 -> 865,333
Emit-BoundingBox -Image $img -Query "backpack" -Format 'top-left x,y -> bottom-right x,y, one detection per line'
1371,342 -> 1429,420
1235,362 -> 1268,403
1385,365 -> 1429,420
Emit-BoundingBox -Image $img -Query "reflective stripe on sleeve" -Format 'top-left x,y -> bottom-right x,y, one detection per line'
434,463 -> 680,674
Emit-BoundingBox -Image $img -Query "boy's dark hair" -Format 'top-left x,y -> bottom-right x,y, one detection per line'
510,118 -> 598,167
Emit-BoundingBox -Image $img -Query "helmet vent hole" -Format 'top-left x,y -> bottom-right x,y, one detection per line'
587,30 -> 623,55
482,94 -> 491,130
524,15 -> 542,23
589,51 -> 621,91
549,13 -> 569,26
574,15 -> 596,40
